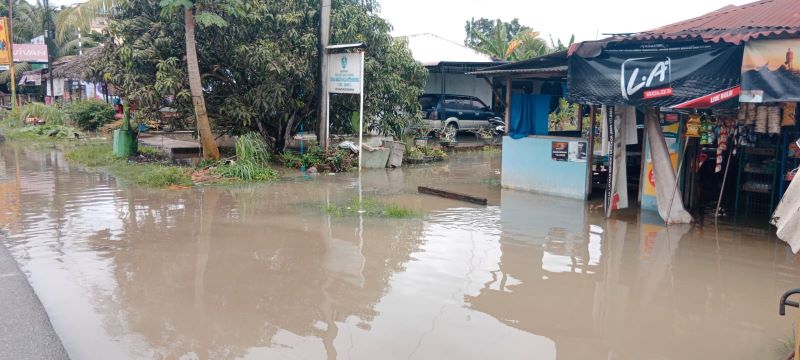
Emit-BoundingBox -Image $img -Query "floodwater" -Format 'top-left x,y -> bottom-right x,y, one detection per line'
0,144 -> 799,360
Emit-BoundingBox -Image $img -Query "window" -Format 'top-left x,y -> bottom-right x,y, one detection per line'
444,98 -> 463,109
419,95 -> 437,110
470,99 -> 488,111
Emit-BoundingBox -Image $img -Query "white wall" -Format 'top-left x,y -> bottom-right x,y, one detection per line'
424,72 -> 493,107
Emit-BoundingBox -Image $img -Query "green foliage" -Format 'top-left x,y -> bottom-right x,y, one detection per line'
280,146 -> 354,173
464,17 -> 557,61
211,132 -> 278,181
11,103 -> 65,126
234,132 -> 270,165
5,124 -> 79,141
548,98 -> 581,132
324,197 -> 421,218
66,144 -> 193,187
103,0 -> 426,150
65,100 -> 115,131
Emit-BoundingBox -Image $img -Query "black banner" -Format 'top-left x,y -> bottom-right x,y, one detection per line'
568,42 -> 743,107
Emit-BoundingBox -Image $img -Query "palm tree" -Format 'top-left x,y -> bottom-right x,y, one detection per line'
468,19 -> 551,61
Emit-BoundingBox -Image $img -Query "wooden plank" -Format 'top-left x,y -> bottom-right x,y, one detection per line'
418,186 -> 488,206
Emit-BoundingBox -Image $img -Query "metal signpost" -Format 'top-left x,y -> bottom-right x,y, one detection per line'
326,44 -> 365,209
325,44 -> 365,169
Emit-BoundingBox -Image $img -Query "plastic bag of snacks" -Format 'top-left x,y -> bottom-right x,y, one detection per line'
783,102 -> 797,127
737,105 -> 747,125
755,105 -> 768,133
747,103 -> 757,125
768,105 -> 781,134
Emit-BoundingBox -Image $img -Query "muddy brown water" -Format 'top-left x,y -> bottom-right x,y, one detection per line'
0,144 -> 799,359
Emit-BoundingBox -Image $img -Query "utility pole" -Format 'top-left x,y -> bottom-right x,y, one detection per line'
43,0 -> 54,103
7,0 -> 16,109
317,0 -> 331,148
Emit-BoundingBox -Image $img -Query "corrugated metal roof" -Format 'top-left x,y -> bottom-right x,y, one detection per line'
467,51 -> 567,76
630,0 -> 800,44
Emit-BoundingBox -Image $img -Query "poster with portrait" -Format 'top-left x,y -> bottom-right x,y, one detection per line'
740,38 -> 800,103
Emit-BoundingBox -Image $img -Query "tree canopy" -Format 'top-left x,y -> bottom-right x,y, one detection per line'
101,0 -> 426,151
464,17 -> 573,61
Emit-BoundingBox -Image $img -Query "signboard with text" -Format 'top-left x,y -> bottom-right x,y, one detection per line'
568,42 -> 743,107
328,53 -> 363,94
13,44 -> 48,63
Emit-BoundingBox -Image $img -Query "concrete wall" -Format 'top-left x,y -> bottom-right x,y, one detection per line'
501,136 -> 589,200
425,72 -> 493,106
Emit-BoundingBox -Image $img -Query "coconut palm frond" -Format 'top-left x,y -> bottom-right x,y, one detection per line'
0,62 -> 32,84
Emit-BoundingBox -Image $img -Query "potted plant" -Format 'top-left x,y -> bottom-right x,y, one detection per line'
437,126 -> 457,147
476,126 -> 495,145
412,128 -> 430,148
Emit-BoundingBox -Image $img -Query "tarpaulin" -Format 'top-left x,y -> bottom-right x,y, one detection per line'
567,41 -> 743,107
509,94 -> 550,138
740,38 -> 800,103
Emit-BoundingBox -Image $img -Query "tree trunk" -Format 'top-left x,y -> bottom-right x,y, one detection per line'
184,8 -> 220,160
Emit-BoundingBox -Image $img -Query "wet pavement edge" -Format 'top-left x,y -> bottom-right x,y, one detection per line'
0,240 -> 69,360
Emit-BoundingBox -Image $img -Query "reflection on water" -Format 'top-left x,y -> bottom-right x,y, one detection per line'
1,145 -> 799,359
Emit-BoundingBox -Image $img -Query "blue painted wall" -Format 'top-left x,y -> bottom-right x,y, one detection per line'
502,136 -> 589,200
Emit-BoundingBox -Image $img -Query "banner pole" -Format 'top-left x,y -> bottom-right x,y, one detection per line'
358,51 -> 365,172
6,8 -> 16,109
358,51 -> 365,210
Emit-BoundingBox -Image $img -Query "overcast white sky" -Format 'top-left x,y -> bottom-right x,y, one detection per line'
55,0 -> 753,44
380,0 -> 752,44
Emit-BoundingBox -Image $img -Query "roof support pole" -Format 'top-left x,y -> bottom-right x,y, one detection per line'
504,77 -> 511,135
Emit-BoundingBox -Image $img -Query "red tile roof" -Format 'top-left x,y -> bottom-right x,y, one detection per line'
631,0 -> 800,44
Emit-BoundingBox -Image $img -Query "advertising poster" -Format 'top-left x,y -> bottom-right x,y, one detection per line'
740,38 -> 800,103
551,141 -> 568,161
568,141 -> 587,162
641,116 -> 681,211
0,18 -> 10,64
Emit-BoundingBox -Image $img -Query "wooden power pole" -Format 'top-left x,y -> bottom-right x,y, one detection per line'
317,0 -> 331,148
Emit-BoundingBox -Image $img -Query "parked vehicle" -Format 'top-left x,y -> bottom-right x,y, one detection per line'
418,94 -> 502,132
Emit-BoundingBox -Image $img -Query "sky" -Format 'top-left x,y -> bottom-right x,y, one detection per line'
53,0 -> 753,45
379,0 -> 752,45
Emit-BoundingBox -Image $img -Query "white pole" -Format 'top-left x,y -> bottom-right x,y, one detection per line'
325,92 -> 330,149
358,51 -> 365,211
358,51 -> 365,171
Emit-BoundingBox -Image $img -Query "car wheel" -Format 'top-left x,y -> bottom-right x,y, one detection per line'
446,122 -> 458,132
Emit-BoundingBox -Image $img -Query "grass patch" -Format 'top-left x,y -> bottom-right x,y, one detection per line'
324,198 -> 421,218
66,144 -> 192,188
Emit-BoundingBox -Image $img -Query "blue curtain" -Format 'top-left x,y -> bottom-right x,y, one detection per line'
509,94 -> 551,139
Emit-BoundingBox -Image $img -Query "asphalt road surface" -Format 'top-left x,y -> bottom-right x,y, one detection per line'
0,241 -> 69,360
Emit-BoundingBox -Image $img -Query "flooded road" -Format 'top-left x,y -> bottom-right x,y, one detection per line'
1,144 -> 799,359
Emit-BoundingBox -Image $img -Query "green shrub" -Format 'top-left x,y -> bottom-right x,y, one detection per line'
235,132 -> 270,165
281,146 -> 353,172
65,100 -> 115,131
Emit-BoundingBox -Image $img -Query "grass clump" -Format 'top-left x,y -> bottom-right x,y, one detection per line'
66,144 -> 192,187
325,198 -> 421,218
6,124 -> 80,140
212,132 -> 278,182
